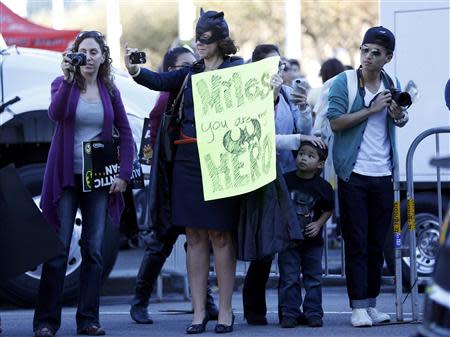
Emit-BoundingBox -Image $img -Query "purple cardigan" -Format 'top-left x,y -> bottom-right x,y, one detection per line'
40,76 -> 134,230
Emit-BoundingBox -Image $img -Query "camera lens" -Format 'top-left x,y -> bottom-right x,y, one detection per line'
68,53 -> 86,66
397,92 -> 412,107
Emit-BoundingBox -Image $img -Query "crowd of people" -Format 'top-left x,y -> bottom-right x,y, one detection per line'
0,8 -> 416,337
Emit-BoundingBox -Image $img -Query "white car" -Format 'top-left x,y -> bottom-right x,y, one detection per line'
0,37 -> 157,307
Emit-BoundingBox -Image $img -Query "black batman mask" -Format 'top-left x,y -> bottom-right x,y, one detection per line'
195,9 -> 229,44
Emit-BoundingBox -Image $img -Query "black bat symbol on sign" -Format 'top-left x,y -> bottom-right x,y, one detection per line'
222,119 -> 261,155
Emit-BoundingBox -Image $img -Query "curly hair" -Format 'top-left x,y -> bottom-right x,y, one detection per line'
217,37 -> 238,57
70,31 -> 115,95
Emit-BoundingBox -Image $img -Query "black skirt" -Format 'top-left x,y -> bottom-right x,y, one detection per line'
171,143 -> 239,231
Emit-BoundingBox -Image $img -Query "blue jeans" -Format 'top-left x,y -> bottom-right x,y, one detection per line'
278,242 -> 323,320
33,176 -> 108,333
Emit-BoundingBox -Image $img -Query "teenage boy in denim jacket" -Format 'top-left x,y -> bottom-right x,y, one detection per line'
327,26 -> 408,327
278,141 -> 333,328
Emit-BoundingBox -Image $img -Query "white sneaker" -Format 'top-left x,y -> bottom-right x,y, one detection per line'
351,308 -> 373,327
367,307 -> 390,323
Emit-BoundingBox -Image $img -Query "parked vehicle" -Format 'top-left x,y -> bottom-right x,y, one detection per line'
0,36 -> 157,306
380,0 -> 450,286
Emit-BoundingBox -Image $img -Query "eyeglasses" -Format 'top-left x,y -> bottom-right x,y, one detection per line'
76,31 -> 104,40
360,46 -> 383,58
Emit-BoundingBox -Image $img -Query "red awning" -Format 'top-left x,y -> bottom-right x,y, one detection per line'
0,3 -> 79,52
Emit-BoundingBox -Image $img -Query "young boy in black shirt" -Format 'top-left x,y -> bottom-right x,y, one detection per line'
278,141 -> 334,328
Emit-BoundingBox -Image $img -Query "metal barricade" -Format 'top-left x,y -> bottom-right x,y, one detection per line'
396,126 -> 450,322
157,124 -> 450,305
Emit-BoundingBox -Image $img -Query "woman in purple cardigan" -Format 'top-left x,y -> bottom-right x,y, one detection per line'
33,31 -> 133,337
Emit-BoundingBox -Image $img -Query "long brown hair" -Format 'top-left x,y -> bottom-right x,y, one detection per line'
70,31 -> 115,95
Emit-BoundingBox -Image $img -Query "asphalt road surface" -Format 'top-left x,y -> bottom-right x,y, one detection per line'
1,287 -> 424,337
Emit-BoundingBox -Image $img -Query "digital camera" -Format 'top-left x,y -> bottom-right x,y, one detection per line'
130,52 -> 147,64
292,78 -> 307,94
66,53 -> 87,66
390,89 -> 412,108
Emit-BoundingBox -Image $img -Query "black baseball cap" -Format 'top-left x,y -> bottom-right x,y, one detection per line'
298,141 -> 328,161
362,26 -> 395,52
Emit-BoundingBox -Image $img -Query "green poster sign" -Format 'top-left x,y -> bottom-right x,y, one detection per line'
192,56 -> 279,201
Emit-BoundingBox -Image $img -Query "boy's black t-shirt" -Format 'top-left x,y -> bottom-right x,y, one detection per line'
283,171 -> 334,245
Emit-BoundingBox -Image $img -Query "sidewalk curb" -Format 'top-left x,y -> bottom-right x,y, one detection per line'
102,271 -> 394,297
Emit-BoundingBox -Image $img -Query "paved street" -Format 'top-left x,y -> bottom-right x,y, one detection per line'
1,287 -> 423,337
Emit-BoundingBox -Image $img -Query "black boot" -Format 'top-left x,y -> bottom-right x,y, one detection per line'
130,230 -> 179,324
243,258 -> 273,325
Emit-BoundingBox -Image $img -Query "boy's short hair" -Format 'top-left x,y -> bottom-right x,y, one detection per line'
298,141 -> 328,161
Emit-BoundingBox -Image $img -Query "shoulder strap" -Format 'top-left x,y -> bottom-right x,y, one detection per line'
344,69 -> 358,113
381,69 -> 396,90
169,74 -> 191,119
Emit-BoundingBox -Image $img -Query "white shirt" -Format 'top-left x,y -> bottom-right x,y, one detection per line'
353,83 -> 392,176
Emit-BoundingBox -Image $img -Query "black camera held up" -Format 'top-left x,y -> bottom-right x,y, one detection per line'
390,88 -> 412,108
130,51 -> 146,64
66,53 -> 87,66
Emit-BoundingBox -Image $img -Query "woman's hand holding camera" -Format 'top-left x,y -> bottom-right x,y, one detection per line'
61,51 -> 75,83
109,177 -> 127,194
124,44 -> 140,76
271,73 -> 284,102
290,91 -> 309,110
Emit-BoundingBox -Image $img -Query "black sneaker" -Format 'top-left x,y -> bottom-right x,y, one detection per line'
281,316 -> 297,328
307,316 -> 323,327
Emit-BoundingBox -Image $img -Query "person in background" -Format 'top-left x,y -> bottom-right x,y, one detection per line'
319,58 -> 345,84
278,141 -> 333,328
146,47 -> 196,150
283,58 -> 301,86
129,46 -> 219,325
308,58 -> 345,122
242,43 -> 324,326
34,31 -> 134,337
327,26 -> 408,327
125,9 -> 241,334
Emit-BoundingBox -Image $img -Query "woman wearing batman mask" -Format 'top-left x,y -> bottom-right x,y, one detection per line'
125,9 -> 242,334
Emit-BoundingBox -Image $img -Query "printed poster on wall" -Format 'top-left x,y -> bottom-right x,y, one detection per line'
192,56 -> 279,201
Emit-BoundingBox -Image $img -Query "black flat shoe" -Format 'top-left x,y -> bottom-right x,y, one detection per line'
186,314 -> 209,334
214,313 -> 235,334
